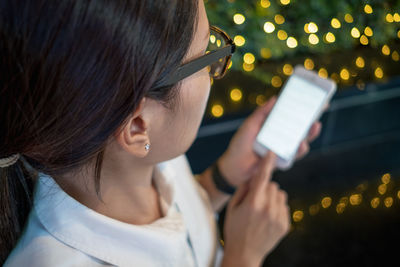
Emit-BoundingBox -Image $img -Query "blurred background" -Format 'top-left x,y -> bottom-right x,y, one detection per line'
186,0 -> 400,266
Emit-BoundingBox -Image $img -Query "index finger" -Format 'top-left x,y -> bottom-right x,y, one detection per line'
249,151 -> 277,195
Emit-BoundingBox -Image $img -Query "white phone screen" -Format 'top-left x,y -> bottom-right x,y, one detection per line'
256,75 -> 329,161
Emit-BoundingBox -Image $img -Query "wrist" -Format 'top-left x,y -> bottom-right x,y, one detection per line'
221,250 -> 261,267
211,159 -> 237,195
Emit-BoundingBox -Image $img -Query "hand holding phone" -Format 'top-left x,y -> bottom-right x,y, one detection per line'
253,65 -> 337,170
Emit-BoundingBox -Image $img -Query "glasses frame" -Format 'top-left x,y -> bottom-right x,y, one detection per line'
154,25 -> 236,89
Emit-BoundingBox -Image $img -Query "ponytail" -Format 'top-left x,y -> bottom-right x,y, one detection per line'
0,156 -> 36,265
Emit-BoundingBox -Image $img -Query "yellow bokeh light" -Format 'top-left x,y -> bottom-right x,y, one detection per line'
398,30 -> 400,39
243,63 -> 255,72
351,27 -> 360,38
318,68 -> 328,78
264,22 -> 275,33
227,60 -> 233,69
292,210 -> 304,222
339,196 -> 349,206
274,14 -> 285,25
331,18 -> 341,29
378,184 -> 387,195
233,13 -> 246,25
286,37 -> 298,48
344,13 -> 354,23
384,197 -> 393,208
371,197 -> 380,208
309,204 -> 320,216
304,23 -> 310,33
243,53 -> 255,64
350,194 -> 362,205
277,30 -> 288,40
360,35 -> 369,45
280,0 -> 290,5
394,13 -> 400,22
283,64 -> 293,75
397,190 -> 400,199
392,51 -> 400,61
256,94 -> 266,106
211,104 -> 224,118
386,13 -> 394,23
307,22 -> 318,33
210,35 -> 216,44
364,26 -> 373,37
364,4 -> 373,14
230,88 -> 243,102
382,45 -> 390,56
234,35 -> 245,46
308,34 -> 319,45
321,197 -> 332,208
260,48 -> 271,59
375,67 -> 384,79
260,0 -> 271,8
381,173 -> 391,184
304,58 -> 314,70
340,68 -> 350,81
325,32 -> 336,43
216,40 -> 221,47
336,203 -> 346,214
355,57 -> 365,68
271,76 -> 282,88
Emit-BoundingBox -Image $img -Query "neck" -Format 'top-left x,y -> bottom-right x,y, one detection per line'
56,150 -> 163,225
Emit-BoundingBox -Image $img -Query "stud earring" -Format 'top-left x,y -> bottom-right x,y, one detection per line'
145,143 -> 150,151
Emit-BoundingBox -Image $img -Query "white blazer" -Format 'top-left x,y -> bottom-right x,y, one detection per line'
4,154 -> 224,267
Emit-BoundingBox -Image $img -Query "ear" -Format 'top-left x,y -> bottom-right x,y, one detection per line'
115,98 -> 151,158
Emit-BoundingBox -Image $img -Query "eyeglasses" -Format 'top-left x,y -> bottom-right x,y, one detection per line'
154,25 -> 236,89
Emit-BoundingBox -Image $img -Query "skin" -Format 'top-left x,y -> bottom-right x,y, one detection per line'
57,0 -> 324,265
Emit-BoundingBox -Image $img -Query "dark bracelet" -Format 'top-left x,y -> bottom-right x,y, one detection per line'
211,162 -> 236,195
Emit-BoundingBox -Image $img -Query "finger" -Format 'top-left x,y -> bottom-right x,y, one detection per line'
307,122 -> 322,142
249,151 -> 277,195
266,182 -> 279,219
247,96 -> 277,127
228,180 -> 250,209
295,141 -> 309,159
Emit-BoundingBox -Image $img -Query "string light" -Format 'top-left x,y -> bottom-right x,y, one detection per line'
309,204 -> 320,216
344,13 -> 354,23
280,0 -> 290,5
243,52 -> 255,64
349,194 -> 362,205
304,58 -> 314,70
271,76 -> 282,87
304,23 -> 310,33
308,34 -> 319,45
392,51 -> 400,61
243,63 -> 255,72
364,26 -> 373,37
260,0 -> 271,8
378,184 -> 387,195
283,64 -> 293,75
336,203 -> 346,214
331,18 -> 341,28
340,68 -> 350,80
364,4 -> 373,14
256,95 -> 266,106
263,22 -> 275,33
371,197 -> 380,208
233,13 -> 246,25
211,104 -> 224,117
384,197 -> 393,208
260,48 -> 271,59
386,13 -> 394,23
360,35 -> 369,45
307,22 -> 318,33
351,27 -> 360,38
277,30 -> 288,40
293,210 -> 304,222
321,197 -> 332,208
325,32 -> 336,43
382,45 -> 390,56
234,35 -> 245,46
230,88 -> 243,102
398,30 -> 400,39
398,191 -> 400,200
355,57 -> 365,68
374,67 -> 384,79
394,13 -> 400,22
210,35 -> 216,44
318,68 -> 328,78
274,14 -> 285,25
381,173 -> 391,184
286,37 -> 298,48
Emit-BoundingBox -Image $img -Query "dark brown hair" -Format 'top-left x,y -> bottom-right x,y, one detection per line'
0,0 -> 198,263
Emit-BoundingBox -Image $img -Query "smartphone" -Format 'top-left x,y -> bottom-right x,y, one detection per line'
253,65 -> 337,170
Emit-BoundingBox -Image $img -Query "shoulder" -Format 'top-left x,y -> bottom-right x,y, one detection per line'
4,210 -> 111,267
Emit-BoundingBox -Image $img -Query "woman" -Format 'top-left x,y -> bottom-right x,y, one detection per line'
0,0 -> 322,266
